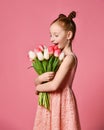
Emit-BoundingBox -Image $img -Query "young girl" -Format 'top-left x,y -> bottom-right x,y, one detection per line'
33,11 -> 81,130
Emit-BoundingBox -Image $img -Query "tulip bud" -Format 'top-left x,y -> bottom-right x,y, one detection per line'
38,44 -> 44,52
54,49 -> 61,57
48,46 -> 54,55
37,52 -> 44,61
44,48 -> 49,60
59,52 -> 65,61
53,45 -> 58,51
35,48 -> 44,61
28,51 -> 36,61
43,45 -> 47,49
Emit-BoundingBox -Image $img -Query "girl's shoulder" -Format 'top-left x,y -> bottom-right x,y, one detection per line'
65,52 -> 78,64
60,53 -> 77,71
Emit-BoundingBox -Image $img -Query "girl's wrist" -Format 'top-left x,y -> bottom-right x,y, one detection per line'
38,76 -> 43,84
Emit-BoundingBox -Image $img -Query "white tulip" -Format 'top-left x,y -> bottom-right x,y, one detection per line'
44,48 -> 49,60
28,51 -> 36,61
37,51 -> 44,61
59,52 -> 65,61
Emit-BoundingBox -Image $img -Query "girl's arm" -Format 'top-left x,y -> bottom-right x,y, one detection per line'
36,55 -> 76,92
34,72 -> 55,86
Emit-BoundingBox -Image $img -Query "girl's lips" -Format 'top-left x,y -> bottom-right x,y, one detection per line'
52,43 -> 58,46
53,43 -> 61,49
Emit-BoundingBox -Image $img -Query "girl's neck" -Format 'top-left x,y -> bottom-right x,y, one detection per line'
63,42 -> 73,55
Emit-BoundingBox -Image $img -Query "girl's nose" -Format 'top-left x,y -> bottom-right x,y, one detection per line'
50,37 -> 54,43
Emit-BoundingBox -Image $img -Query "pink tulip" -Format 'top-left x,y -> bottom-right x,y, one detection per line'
48,46 -> 54,55
54,48 -> 61,57
34,47 -> 40,53
53,45 -> 58,51
38,44 -> 44,52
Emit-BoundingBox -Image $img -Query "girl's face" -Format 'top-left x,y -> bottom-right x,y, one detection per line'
50,22 -> 69,49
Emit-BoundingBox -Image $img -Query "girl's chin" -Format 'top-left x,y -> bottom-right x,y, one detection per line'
58,44 -> 61,48
58,46 -> 65,50
52,43 -> 63,49
58,44 -> 63,49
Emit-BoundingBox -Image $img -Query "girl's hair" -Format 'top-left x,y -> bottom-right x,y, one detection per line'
51,11 -> 76,40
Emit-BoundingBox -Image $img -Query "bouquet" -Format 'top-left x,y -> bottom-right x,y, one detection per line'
28,44 -> 64,110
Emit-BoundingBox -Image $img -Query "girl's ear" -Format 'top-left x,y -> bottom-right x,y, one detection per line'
67,31 -> 73,40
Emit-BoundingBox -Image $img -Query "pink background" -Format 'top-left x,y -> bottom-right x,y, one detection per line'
0,0 -> 104,130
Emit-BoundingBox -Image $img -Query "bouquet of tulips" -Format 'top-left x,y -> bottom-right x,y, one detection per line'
28,44 -> 64,110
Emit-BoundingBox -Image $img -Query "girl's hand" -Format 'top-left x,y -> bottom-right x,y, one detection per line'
35,72 -> 55,86
35,89 -> 39,95
39,72 -> 55,83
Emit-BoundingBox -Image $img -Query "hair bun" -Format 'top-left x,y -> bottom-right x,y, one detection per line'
58,14 -> 66,18
68,11 -> 76,20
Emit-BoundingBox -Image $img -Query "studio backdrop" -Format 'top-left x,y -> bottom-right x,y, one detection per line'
0,0 -> 104,130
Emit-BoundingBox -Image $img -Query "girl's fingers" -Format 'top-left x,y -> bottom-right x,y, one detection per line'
47,72 -> 55,75
35,89 -> 39,95
49,72 -> 55,76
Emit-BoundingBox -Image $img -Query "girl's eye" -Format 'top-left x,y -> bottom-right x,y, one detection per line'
55,35 -> 59,37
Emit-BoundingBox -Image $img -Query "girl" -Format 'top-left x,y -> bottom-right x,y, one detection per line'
33,11 -> 81,130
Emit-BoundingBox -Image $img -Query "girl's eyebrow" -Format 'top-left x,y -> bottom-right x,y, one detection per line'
49,31 -> 60,35
52,32 -> 59,35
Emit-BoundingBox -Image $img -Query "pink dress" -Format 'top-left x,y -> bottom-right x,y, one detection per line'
33,54 -> 81,130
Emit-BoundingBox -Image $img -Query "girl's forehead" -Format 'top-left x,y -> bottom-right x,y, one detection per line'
50,23 -> 64,33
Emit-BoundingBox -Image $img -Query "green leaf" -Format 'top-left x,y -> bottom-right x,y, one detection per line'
32,58 -> 44,75
52,57 -> 60,71
47,56 -> 55,71
42,60 -> 48,72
